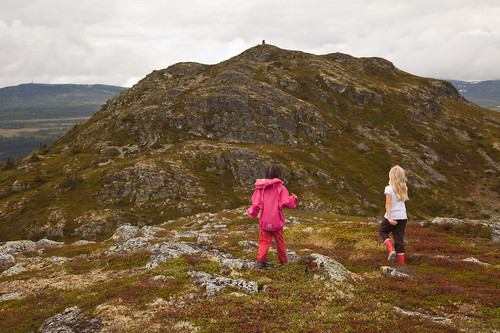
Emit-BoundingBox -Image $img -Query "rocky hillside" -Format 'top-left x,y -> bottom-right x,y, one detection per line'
0,44 -> 499,242
0,211 -> 498,332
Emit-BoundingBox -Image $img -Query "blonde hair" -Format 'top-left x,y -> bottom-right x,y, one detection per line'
389,165 -> 409,202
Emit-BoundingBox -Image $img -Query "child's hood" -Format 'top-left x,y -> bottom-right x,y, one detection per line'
254,178 -> 283,189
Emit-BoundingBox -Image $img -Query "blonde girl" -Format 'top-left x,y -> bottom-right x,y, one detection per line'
378,165 -> 409,264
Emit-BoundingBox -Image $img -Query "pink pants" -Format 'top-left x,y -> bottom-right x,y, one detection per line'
258,228 -> 287,264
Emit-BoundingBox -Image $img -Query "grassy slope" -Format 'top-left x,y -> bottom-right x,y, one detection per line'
0,209 -> 498,332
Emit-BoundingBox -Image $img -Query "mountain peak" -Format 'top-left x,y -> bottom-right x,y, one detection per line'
0,46 -> 498,241
228,43 -> 311,63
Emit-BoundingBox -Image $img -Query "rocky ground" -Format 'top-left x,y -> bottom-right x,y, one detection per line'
1,209 -> 499,332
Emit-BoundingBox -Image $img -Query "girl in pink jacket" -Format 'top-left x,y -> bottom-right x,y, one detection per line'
247,165 -> 298,269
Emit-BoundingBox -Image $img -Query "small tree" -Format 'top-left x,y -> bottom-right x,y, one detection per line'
1,157 -> 17,171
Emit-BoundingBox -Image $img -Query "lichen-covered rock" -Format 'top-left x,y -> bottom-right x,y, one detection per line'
11,180 -> 30,191
141,226 -> 165,239
0,240 -> 36,255
72,240 -> 97,246
218,258 -> 256,270
430,217 -> 500,242
462,257 -> 492,266
310,253 -> 351,282
36,239 -> 65,248
171,230 -> 213,242
188,270 -> 258,298
38,306 -> 102,333
239,240 -> 258,250
0,252 -> 15,265
146,241 -> 203,269
380,265 -> 410,278
0,252 -> 15,272
0,291 -> 24,302
110,225 -> 139,242
46,256 -> 74,264
105,237 -> 151,255
393,306 -> 451,323
286,249 -> 301,263
0,262 -> 28,277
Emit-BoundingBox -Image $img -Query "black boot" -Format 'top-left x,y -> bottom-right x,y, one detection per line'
256,261 -> 267,269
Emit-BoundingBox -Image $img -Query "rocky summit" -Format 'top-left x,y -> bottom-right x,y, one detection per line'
0,44 -> 499,241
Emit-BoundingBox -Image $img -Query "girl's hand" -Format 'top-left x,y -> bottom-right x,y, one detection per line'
389,219 -> 398,226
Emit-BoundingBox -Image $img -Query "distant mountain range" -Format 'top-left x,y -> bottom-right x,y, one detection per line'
448,80 -> 500,112
0,83 -> 126,161
0,83 -> 126,118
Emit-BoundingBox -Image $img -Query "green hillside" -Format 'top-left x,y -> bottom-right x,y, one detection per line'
0,45 -> 498,242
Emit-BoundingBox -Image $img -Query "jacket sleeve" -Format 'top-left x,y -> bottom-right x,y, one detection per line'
247,189 -> 262,218
279,185 -> 298,210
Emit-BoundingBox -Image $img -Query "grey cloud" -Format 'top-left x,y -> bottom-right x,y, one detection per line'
0,0 -> 499,88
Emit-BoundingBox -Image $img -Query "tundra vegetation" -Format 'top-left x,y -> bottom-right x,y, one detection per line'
0,209 -> 499,332
0,45 -> 499,332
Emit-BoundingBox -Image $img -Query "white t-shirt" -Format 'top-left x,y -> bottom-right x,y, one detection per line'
384,185 -> 407,220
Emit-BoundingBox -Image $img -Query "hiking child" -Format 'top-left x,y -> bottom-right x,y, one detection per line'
378,165 -> 409,264
247,165 -> 298,269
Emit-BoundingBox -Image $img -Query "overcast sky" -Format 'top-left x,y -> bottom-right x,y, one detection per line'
1,0 -> 499,88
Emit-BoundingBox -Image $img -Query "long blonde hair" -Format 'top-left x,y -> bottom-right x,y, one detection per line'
389,165 -> 409,202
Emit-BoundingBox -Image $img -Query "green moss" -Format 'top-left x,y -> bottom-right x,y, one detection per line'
102,251 -> 151,271
40,243 -> 103,259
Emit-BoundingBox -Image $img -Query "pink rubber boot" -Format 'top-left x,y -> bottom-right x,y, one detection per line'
396,253 -> 406,264
384,238 -> 396,261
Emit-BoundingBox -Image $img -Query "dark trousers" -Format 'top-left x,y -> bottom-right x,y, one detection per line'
378,219 -> 407,253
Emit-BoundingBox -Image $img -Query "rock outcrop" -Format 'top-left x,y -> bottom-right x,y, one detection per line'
188,270 -> 258,298
310,253 -> 352,282
38,306 -> 102,333
429,217 -> 500,242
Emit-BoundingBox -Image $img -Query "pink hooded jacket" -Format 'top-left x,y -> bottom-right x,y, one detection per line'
247,178 -> 298,231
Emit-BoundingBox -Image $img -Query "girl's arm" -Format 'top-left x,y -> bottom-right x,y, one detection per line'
280,186 -> 298,209
385,193 -> 398,225
247,189 -> 262,218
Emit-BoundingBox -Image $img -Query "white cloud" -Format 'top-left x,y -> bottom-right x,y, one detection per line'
1,0 -> 499,88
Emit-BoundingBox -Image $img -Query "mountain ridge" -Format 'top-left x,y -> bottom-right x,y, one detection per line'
0,44 -> 498,242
